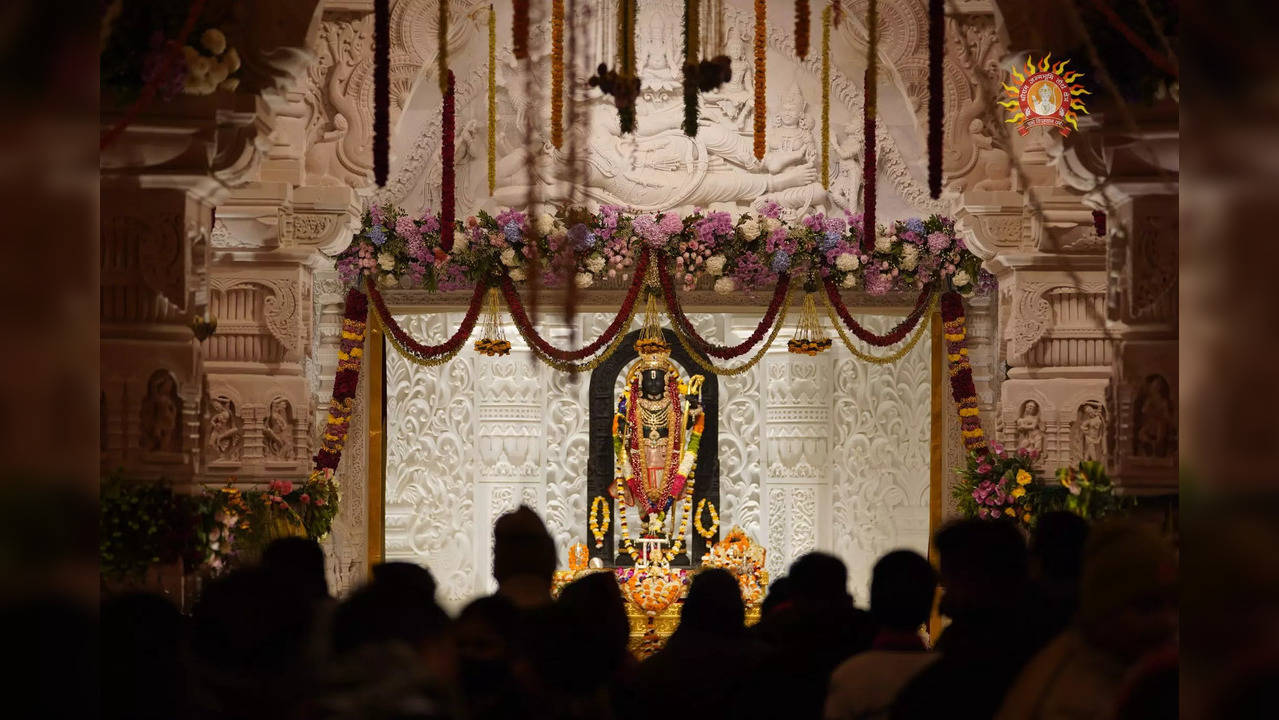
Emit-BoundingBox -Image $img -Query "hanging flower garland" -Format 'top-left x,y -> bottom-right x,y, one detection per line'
823,291 -> 936,364
513,0 -> 529,59
928,0 -> 943,199
619,0 -> 638,134
669,285 -> 795,377
367,278 -> 487,365
315,287 -> 368,471
683,0 -> 700,136
659,257 -> 791,360
589,496 -> 611,548
474,288 -> 511,356
550,0 -> 565,149
940,290 -> 988,455
753,0 -> 767,159
788,290 -> 832,355
824,280 -> 932,347
487,3 -> 497,196
440,71 -> 457,253
438,0 -> 449,96
374,0 -> 389,186
694,498 -> 719,543
795,0 -> 810,59
821,4 -> 831,189
861,0 -> 878,250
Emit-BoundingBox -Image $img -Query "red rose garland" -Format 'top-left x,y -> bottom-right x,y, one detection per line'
823,277 -> 933,347
940,290 -> 988,455
441,70 -> 456,252
315,288 -> 368,471
659,257 -> 790,359
367,278 -> 487,360
861,0 -> 878,250
501,250 -> 650,362
927,0 -> 943,199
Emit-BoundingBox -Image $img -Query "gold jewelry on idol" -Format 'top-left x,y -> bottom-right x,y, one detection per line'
589,496 -> 611,548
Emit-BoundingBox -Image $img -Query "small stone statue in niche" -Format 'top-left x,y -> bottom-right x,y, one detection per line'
263,397 -> 294,461
207,396 -> 243,462
1014,399 -> 1046,456
1071,401 -> 1108,464
1134,374 -> 1174,457
140,370 -> 182,453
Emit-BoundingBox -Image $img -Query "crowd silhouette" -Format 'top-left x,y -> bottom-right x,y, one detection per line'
102,507 -> 1178,720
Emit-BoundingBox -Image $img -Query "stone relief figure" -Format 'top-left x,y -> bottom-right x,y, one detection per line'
1133,374 -> 1174,457
831,120 -> 865,211
207,396 -> 244,462
263,397 -> 295,461
1014,399 -> 1046,456
140,370 -> 182,453
1071,401 -> 1108,464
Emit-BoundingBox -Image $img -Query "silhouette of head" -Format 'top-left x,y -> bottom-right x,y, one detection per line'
492,505 -> 556,585
261,536 -> 329,602
1030,511 -> 1089,581
1078,521 -> 1176,662
760,575 -> 793,617
679,568 -> 745,636
934,519 -> 1028,618
789,552 -> 851,608
331,579 -> 450,656
870,550 -> 938,632
372,561 -> 438,604
553,572 -> 630,689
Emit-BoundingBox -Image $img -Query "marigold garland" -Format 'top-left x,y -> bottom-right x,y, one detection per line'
753,0 -> 767,159
513,0 -> 529,60
441,70 -> 456,253
550,0 -> 565,149
795,0 -> 810,59
940,290 -> 988,455
315,288 -> 368,471
487,3 -> 496,195
590,496 -> 611,548
820,4 -> 831,188
438,0 -> 449,96
927,0 -> 943,199
694,498 -> 719,541
861,0 -> 878,250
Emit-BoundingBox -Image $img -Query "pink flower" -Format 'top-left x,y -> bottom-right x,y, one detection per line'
927,232 -> 951,253
658,213 -> 683,235
395,215 -> 419,240
300,494 -> 311,505
314,498 -> 325,506
977,463 -> 992,475
278,480 -> 293,495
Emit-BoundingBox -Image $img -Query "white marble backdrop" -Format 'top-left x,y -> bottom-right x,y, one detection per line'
384,311 -> 931,610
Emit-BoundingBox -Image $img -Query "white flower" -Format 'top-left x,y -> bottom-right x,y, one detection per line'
586,255 -> 606,273
706,255 -> 727,276
508,268 -> 527,282
901,244 -> 919,270
739,217 -> 761,240
575,272 -> 594,289
218,78 -> 239,92
763,217 -> 782,234
208,58 -> 230,85
714,277 -> 736,295
500,248 -> 518,266
842,274 -> 858,288
201,28 -> 227,56
188,52 -> 212,79
835,253 -> 859,272
378,252 -> 396,270
452,230 -> 469,253
534,213 -> 555,236
874,229 -> 893,253
224,47 -> 241,74
953,270 -> 972,287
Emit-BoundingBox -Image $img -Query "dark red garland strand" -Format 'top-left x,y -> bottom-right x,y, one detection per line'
940,290 -> 988,456
374,0 -> 389,186
927,0 -> 943,199
367,279 -> 487,358
501,250 -> 650,361
823,277 -> 933,346
441,71 -> 456,252
795,0 -> 810,59
860,0 -> 877,251
1092,210 -> 1107,237
659,258 -> 790,359
513,0 -> 530,59
314,287 -> 368,471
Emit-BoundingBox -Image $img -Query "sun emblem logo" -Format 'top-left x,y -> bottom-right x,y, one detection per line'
999,54 -> 1091,137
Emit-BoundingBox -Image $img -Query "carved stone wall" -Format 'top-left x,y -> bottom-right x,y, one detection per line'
381,308 -> 931,607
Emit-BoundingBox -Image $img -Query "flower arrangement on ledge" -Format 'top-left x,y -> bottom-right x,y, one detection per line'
335,202 -> 994,298
953,444 -> 1045,529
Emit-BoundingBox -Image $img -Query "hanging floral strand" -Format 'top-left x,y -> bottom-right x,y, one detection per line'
832,0 -> 842,28
927,0 -> 943,198
374,0 -> 389,186
441,70 -> 456,252
314,287 -> 368,471
683,0 -> 700,137
821,4 -> 831,188
753,0 -> 767,159
795,0 -> 810,59
551,0 -> 565,149
861,0 -> 878,251
438,0 -> 449,95
513,0 -> 529,59
940,291 -> 988,455
487,3 -> 496,195
619,0 -> 638,134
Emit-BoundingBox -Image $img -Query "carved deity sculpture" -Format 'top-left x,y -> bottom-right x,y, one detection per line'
1014,399 -> 1046,456
140,370 -> 182,453
207,396 -> 244,462
1072,402 -> 1108,464
263,397 -> 294,461
1133,374 -> 1174,457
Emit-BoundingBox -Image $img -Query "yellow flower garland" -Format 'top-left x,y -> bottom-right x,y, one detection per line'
753,0 -> 767,159
550,0 -> 564,149
589,495 -> 611,548
694,497 -> 719,540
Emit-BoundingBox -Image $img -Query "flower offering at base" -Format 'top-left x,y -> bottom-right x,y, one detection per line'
953,444 -> 1045,529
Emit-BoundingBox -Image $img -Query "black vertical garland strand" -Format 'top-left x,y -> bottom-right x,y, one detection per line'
795,0 -> 810,59
683,0 -> 700,136
861,0 -> 878,251
441,71 -> 456,253
927,0 -> 943,199
374,0 -> 389,186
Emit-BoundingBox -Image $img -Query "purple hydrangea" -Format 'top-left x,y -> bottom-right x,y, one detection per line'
658,213 -> 684,236
368,224 -> 387,246
503,221 -> 522,244
420,214 -> 441,233
927,232 -> 951,253
732,251 -> 778,290
759,200 -> 783,219
396,215 -> 420,240
819,230 -> 841,252
825,216 -> 848,234
905,218 -> 926,236
771,251 -> 792,273
495,209 -> 527,229
568,223 -> 592,250
370,204 -> 385,226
